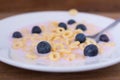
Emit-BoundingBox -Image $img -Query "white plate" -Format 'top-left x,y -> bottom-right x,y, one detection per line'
0,11 -> 120,72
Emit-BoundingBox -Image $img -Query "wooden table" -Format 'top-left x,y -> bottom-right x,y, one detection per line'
0,12 -> 120,80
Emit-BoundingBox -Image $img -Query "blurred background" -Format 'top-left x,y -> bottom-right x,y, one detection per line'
0,0 -> 120,12
0,0 -> 120,18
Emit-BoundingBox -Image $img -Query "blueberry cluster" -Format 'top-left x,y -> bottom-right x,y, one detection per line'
58,19 -> 87,31
74,33 -> 109,57
12,26 -> 51,54
74,33 -> 99,57
12,19 -> 110,57
12,26 -> 42,38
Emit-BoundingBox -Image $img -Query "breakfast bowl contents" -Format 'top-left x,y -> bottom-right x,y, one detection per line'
10,18 -> 115,66
0,10 -> 120,72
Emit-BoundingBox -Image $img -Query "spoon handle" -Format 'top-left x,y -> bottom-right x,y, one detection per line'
98,19 -> 120,34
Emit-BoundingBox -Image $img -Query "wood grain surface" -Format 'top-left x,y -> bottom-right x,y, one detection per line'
0,13 -> 120,80
0,0 -> 120,12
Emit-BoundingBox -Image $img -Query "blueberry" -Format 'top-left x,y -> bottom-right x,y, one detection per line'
84,44 -> 98,57
32,26 -> 42,34
67,19 -> 76,25
76,24 -> 87,31
58,22 -> 67,30
75,33 -> 86,43
12,31 -> 22,38
99,34 -> 109,42
37,41 -> 51,54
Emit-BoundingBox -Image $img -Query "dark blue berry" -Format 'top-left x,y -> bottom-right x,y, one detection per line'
67,19 -> 76,25
76,24 -> 87,31
37,41 -> 51,54
32,26 -> 42,34
84,44 -> 98,57
75,33 -> 86,43
12,31 -> 22,38
58,22 -> 67,30
99,34 -> 109,42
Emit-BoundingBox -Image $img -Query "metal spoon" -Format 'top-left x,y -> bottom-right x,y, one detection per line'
87,19 -> 120,42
